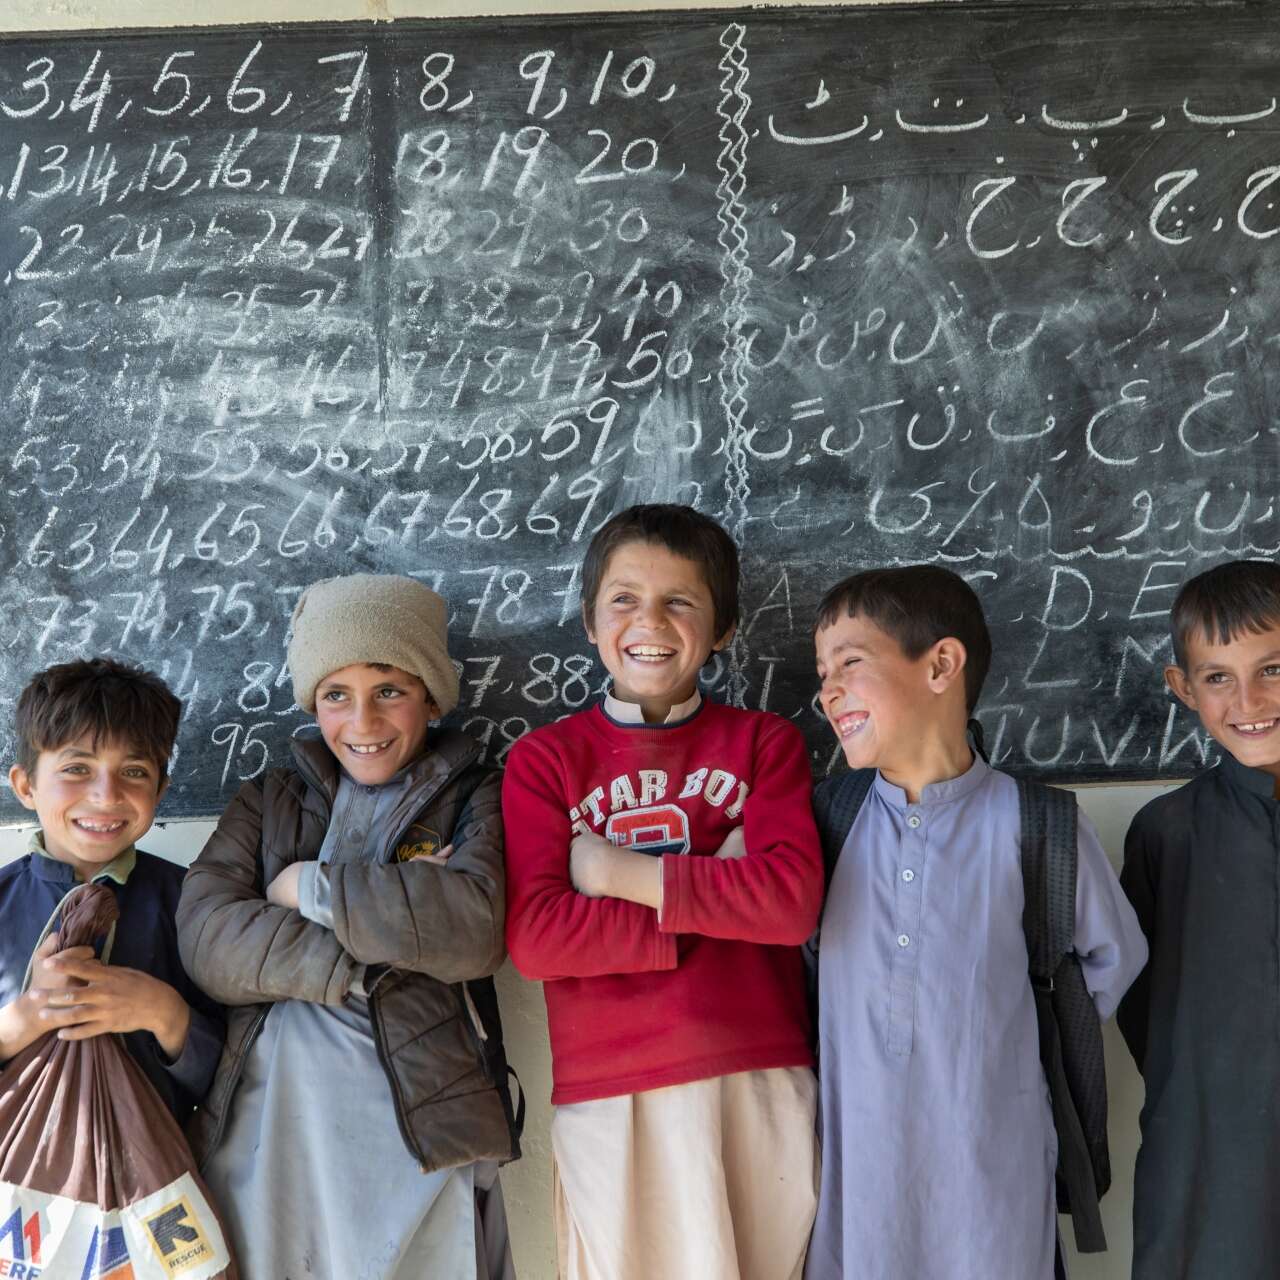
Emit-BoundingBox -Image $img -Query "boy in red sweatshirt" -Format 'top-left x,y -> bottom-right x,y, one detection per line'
503,504 -> 823,1280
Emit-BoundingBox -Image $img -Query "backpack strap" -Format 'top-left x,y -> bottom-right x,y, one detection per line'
1017,778 -> 1108,1254
806,769 -> 876,1052
813,768 -> 877,891
1017,778 -> 1077,984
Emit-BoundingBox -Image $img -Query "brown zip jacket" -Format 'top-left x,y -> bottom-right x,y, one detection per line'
177,729 -> 520,1173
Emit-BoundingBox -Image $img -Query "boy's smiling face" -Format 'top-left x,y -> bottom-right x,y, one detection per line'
315,663 -> 439,785
8,735 -> 164,880
1166,623 -> 1280,779
815,611 -> 937,771
585,540 -> 734,723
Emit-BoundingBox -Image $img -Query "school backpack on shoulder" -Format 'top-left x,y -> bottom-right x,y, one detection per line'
806,767 -> 1110,1255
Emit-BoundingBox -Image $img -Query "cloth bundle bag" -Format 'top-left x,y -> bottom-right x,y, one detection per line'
0,883 -> 236,1280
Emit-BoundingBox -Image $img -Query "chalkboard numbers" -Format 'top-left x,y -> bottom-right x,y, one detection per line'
1,57 -> 54,120
69,51 -> 112,132
519,653 -> 597,709
0,42 -> 369,134
146,51 -> 195,116
590,51 -> 656,105
399,129 -> 451,184
575,129 -> 659,186
191,583 -> 258,644
211,720 -> 271,786
519,48 -> 671,118
30,596 -> 97,656
520,50 -> 562,120
418,52 -> 472,114
227,41 -> 270,115
237,661 -> 279,713
480,127 -> 548,199
316,50 -> 368,123
569,200 -> 648,255
462,713 -> 531,764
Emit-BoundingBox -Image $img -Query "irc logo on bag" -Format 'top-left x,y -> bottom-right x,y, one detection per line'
143,1198 -> 213,1277
80,1225 -> 132,1280
0,1206 -> 43,1278
605,804 -> 690,856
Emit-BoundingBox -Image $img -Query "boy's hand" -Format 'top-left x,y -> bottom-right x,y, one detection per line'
0,933 -> 101,1060
264,847 -> 455,913
570,832 -> 662,910
37,957 -> 191,1060
30,931 -> 96,989
266,863 -> 304,909
714,827 -> 747,860
411,842 -> 453,867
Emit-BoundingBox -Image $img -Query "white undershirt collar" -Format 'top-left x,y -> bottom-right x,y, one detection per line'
603,688 -> 703,725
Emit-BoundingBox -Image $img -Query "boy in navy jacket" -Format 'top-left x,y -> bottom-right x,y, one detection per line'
0,657 -> 222,1120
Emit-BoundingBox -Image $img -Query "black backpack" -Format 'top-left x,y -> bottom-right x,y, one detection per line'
805,768 -> 1110,1254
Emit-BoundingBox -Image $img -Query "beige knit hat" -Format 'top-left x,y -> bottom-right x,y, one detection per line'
287,573 -> 459,716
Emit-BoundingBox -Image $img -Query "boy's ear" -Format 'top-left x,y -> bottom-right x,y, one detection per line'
155,772 -> 170,800
582,603 -> 597,646
8,764 -> 38,813
1164,664 -> 1197,710
926,637 -> 968,696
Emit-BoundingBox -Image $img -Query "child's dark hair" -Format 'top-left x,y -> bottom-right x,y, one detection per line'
814,566 -> 992,712
581,504 -> 739,640
1170,559 -> 1280,668
14,657 -> 182,779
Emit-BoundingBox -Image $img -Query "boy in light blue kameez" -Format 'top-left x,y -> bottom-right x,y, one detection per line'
805,566 -> 1145,1280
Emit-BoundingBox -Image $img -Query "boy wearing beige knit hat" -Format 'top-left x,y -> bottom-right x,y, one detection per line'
285,572 -> 461,785
178,573 -> 521,1280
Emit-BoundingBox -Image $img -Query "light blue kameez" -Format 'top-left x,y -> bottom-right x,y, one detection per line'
805,756 -> 1146,1280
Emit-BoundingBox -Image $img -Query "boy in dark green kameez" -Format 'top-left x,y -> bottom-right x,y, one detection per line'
1120,559 -> 1280,1280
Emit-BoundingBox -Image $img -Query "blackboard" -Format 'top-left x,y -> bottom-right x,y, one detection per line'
0,3 -> 1274,819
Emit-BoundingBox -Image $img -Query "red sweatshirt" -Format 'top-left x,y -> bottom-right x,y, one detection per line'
502,698 -> 823,1104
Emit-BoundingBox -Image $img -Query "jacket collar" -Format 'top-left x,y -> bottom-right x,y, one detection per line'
28,829 -> 137,886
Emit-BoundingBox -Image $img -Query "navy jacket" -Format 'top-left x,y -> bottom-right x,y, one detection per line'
0,841 -> 223,1121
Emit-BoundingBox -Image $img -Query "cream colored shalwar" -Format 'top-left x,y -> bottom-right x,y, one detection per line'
552,1066 -> 819,1280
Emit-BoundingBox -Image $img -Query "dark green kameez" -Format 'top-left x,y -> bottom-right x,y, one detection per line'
1120,753 -> 1280,1280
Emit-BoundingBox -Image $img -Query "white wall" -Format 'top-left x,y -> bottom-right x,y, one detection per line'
0,1 -> 1160,1275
